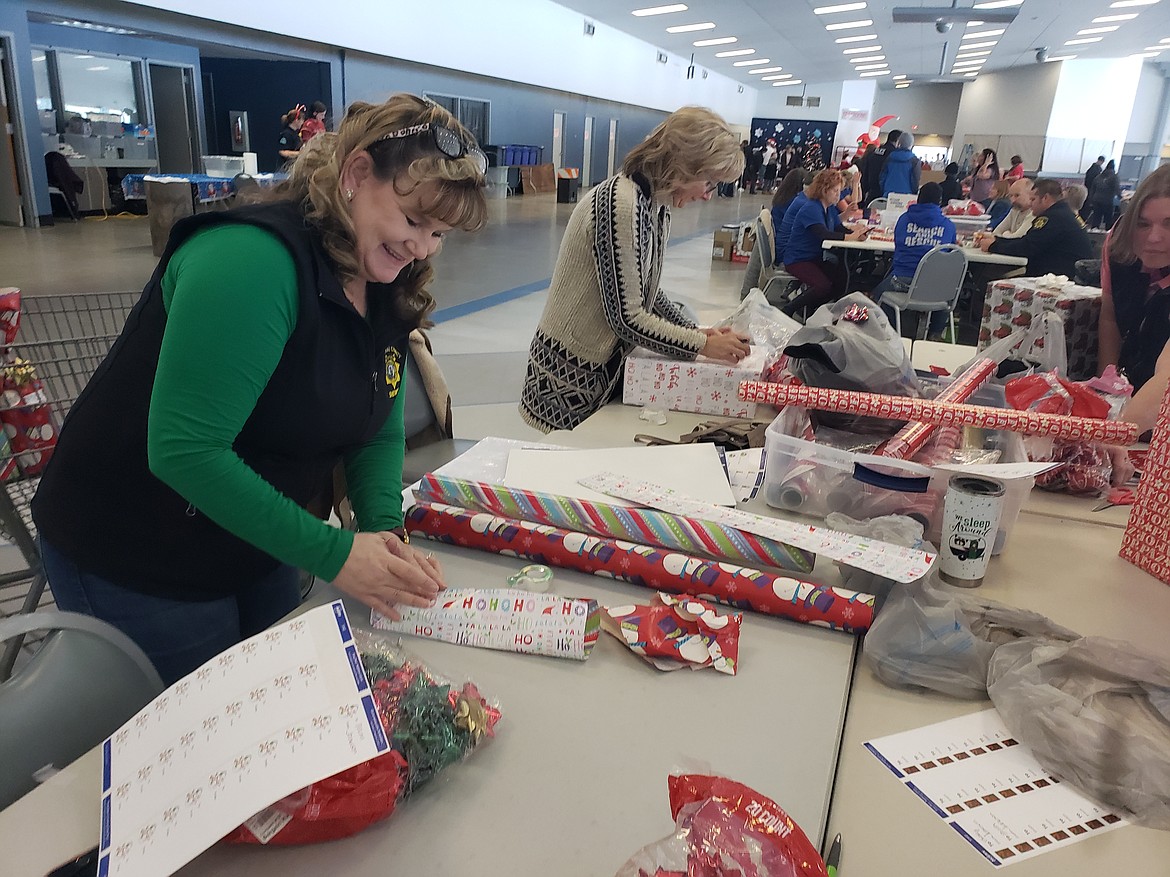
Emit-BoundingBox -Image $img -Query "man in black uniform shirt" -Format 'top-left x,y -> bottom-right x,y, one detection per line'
980,179 -> 1093,278
858,129 -> 901,206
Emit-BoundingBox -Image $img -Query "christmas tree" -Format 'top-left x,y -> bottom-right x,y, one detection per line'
803,139 -> 825,172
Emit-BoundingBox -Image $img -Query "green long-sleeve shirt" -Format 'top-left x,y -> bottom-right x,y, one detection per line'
146,223 -> 407,582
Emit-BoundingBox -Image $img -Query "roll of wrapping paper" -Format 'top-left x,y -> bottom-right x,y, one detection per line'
405,502 -> 875,633
739,382 -> 1139,445
415,473 -> 815,574
881,358 -> 998,460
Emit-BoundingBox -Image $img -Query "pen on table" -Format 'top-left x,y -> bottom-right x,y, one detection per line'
825,832 -> 842,877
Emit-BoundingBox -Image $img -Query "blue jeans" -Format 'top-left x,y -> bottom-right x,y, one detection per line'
41,538 -> 302,686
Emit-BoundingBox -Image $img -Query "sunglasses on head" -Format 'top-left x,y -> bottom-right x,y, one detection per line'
375,123 -> 488,176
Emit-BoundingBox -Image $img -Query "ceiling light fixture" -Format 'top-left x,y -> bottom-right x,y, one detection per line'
961,40 -> 998,49
1110,0 -> 1160,6
966,20 -> 986,27
895,83 -> 910,88
972,0 -> 1022,7
1044,54 -> 1077,61
1078,26 -> 1120,34
843,45 -> 882,53
849,55 -> 886,62
665,22 -> 715,33
86,65 -> 109,71
1065,37 -> 1104,44
956,50 -> 992,58
1144,45 -> 1168,50
632,4 -> 688,15
859,70 -> 890,76
952,62 -> 986,69
835,34 -> 878,43
1094,13 -> 1140,21
733,58 -> 771,65
761,74 -> 792,80
749,67 -> 784,74
825,19 -> 873,30
854,63 -> 888,70
962,29 -> 1005,38
693,37 -> 737,46
814,2 -> 867,13
1133,51 -> 1162,56
893,74 -> 908,79
964,71 -> 979,76
715,48 -> 755,56
772,80 -> 803,86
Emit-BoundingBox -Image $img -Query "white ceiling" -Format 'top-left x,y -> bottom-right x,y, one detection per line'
561,0 -> 1170,89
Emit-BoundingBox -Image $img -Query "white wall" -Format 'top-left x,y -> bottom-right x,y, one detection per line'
123,0 -> 758,123
873,83 -> 962,138
754,81 -> 843,121
953,64 -> 1061,150
1124,62 -> 1168,150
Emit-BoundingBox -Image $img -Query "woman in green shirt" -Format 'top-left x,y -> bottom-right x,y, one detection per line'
32,94 -> 488,684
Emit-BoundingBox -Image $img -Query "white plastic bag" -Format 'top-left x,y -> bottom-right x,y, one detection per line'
972,310 -> 1067,376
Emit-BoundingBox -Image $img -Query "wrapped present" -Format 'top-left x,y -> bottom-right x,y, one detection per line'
978,278 -> 1102,380
225,630 -> 501,845
1120,383 -> 1170,584
372,588 -> 601,661
602,593 -> 742,674
623,346 -> 772,418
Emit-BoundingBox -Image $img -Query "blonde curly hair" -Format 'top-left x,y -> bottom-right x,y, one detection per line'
622,106 -> 744,196
272,93 -> 487,325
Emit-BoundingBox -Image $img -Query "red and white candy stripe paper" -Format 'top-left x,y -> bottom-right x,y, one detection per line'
740,381 -> 1138,445
1120,383 -> 1170,584
881,358 -> 998,460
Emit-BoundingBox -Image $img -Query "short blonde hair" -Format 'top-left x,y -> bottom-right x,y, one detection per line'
623,106 -> 744,194
274,93 -> 487,326
1063,184 -> 1088,213
1110,165 -> 1170,265
807,169 -> 844,202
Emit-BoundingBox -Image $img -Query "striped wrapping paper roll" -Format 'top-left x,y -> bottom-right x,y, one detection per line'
405,502 -> 875,633
740,381 -> 1139,445
881,358 -> 998,460
415,473 -> 815,573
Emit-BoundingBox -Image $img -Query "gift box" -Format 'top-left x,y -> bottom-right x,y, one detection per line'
1120,383 -> 1170,584
978,278 -> 1102,380
623,346 -> 771,418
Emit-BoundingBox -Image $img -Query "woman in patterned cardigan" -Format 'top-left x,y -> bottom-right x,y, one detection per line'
520,107 -> 750,433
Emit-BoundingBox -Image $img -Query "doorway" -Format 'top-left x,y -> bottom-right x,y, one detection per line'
149,63 -> 199,174
552,111 -> 565,169
582,115 -> 593,187
607,119 -> 618,178
0,37 -> 33,226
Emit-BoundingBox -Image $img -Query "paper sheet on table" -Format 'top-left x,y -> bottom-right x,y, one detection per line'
864,709 -> 1127,869
98,602 -> 385,877
724,448 -> 768,502
505,444 -> 736,508
938,461 -> 1061,480
432,435 -> 570,484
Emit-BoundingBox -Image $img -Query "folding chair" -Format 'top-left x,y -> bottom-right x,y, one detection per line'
752,213 -> 797,306
46,187 -> 80,222
878,244 -> 969,341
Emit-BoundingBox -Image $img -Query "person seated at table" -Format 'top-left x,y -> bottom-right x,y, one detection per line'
1063,184 -> 1089,223
880,132 -> 921,197
1097,164 -> 1170,393
780,169 -> 869,318
986,180 -> 1012,229
738,169 -> 806,299
872,182 -> 957,341
980,179 -> 1092,278
300,100 -> 329,144
770,169 -> 806,241
277,105 -> 305,165
990,178 -> 1034,239
31,93 -> 489,684
1003,155 -> 1026,181
520,106 -> 750,433
939,161 -> 963,204
773,168 -> 818,260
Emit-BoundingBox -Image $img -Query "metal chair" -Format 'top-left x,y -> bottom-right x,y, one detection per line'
866,197 -> 888,213
878,244 -> 969,341
46,187 -> 81,222
752,214 -> 797,305
0,610 -> 164,809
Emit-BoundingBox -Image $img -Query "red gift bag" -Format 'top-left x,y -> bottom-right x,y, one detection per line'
1120,383 -> 1170,583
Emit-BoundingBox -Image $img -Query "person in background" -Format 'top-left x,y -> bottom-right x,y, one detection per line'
939,161 -> 963,204
770,169 -> 806,238
300,100 -> 328,144
743,143 -> 763,195
739,139 -> 753,191
781,168 -> 868,318
990,178 -> 1034,239
520,107 -> 749,433
1063,184 -> 1089,224
1087,159 -> 1122,229
880,132 -> 921,197
276,105 -> 305,165
761,139 -> 780,193
738,168 -> 807,300
1003,155 -> 1026,180
773,168 -> 819,264
839,164 -> 863,217
964,148 -> 1000,207
859,128 -> 901,205
981,178 -> 1092,277
872,182 -> 957,341
986,180 -> 1013,229
778,144 -> 799,180
1097,164 -> 1170,394
32,93 -> 489,684
1084,155 -> 1106,193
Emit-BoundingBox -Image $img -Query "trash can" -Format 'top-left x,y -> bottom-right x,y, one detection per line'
556,176 -> 580,203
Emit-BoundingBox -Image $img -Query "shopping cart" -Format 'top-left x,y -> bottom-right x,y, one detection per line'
0,291 -> 140,680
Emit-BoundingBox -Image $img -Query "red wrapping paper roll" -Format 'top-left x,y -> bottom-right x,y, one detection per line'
740,381 -> 1138,445
881,358 -> 998,460
405,502 -> 875,633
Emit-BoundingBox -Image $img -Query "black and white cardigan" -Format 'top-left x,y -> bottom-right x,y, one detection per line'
520,172 -> 705,432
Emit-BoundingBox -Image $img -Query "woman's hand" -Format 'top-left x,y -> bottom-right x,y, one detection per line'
330,531 -> 444,621
700,327 -> 751,363
1107,446 -> 1136,487
846,225 -> 868,242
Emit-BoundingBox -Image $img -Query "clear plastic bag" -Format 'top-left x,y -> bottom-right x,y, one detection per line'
863,576 -> 1079,699
826,513 -> 927,611
713,288 -> 803,359
973,310 -> 1068,376
988,636 -> 1170,829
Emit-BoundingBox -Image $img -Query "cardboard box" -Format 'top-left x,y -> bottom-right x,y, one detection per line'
712,228 -> 735,261
623,347 -> 770,417
731,224 -> 755,263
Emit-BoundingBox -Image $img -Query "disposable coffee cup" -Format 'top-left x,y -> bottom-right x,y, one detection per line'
939,474 -> 1005,587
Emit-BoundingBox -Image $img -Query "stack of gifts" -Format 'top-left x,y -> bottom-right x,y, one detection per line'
623,345 -> 776,419
978,277 -> 1102,380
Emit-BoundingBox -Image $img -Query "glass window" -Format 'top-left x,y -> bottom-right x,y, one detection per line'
31,50 -> 52,110
56,52 -> 139,128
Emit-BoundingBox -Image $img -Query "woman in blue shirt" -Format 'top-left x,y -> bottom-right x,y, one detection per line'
781,169 -> 868,317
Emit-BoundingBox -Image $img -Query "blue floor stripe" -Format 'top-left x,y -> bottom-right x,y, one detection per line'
430,222 -> 730,325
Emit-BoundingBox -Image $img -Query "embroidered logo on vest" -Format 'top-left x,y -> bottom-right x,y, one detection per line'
385,347 -> 403,398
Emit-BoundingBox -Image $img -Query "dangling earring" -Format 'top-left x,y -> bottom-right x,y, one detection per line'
345,188 -> 354,201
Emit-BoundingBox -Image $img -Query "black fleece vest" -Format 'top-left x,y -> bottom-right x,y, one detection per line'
32,202 -> 413,599
1111,258 -> 1170,391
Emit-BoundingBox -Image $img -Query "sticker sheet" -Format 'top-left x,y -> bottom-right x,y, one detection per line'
865,709 -> 1127,868
98,601 -> 386,877
724,448 -> 768,503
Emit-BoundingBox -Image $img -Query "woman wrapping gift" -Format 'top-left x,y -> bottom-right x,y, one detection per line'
520,106 -> 750,433
32,94 -> 488,684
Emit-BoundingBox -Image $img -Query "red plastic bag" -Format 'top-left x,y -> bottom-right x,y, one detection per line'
0,357 -> 57,477
0,288 -> 20,346
615,774 -> 828,877
1004,371 -> 1111,419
